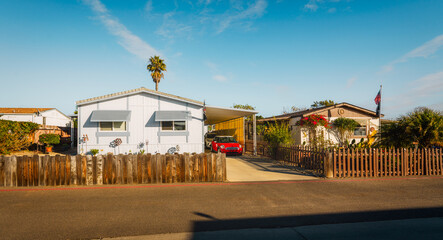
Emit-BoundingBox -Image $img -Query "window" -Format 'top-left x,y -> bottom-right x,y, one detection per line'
161,121 -> 186,131
354,126 -> 366,136
99,122 -> 126,131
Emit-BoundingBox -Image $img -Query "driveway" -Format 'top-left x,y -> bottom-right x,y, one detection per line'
226,155 -> 319,182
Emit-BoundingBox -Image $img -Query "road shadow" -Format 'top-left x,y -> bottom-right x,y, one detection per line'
190,207 -> 443,239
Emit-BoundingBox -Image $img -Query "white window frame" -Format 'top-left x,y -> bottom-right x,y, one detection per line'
353,125 -> 367,136
99,121 -> 127,132
161,121 -> 187,132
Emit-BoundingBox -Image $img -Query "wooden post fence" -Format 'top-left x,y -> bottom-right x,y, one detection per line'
0,152 -> 226,187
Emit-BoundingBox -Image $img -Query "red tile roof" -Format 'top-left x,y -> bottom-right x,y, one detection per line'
0,108 -> 54,114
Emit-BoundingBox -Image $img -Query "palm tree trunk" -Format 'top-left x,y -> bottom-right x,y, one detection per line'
155,81 -> 158,91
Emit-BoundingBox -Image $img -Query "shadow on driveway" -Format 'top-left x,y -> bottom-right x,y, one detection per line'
227,155 -> 319,182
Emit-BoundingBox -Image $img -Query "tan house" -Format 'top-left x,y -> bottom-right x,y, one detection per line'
260,103 -> 382,146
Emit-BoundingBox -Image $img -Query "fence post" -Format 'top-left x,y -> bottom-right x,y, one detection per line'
324,152 -> 334,178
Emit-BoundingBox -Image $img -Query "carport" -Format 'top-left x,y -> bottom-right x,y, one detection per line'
205,105 -> 258,155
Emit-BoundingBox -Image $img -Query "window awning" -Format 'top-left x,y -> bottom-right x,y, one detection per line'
90,110 -> 131,122
155,111 -> 191,121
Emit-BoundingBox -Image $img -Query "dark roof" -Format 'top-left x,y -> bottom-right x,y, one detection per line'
259,102 -> 382,122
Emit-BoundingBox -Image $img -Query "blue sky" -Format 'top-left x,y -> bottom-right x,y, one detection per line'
0,0 -> 442,119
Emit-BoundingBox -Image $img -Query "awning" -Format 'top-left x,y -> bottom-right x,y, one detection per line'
155,111 -> 191,121
205,106 -> 258,125
90,110 -> 131,122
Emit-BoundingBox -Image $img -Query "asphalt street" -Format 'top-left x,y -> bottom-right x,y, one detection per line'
1,177 -> 443,240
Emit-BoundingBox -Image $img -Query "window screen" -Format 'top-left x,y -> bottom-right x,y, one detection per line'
161,121 -> 173,131
100,122 -> 113,131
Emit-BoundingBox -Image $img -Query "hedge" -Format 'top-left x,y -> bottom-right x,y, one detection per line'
0,120 -> 39,154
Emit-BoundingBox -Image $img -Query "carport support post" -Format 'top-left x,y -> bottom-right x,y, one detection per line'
253,114 -> 257,156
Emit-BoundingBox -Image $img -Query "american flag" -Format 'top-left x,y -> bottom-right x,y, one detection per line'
374,90 -> 381,105
374,89 -> 381,116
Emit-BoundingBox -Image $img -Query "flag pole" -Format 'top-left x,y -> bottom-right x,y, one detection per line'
379,85 -> 382,140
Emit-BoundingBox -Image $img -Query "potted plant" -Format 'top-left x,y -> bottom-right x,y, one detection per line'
38,134 -> 60,153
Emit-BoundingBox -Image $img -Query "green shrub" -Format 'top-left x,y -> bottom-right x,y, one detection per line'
263,121 -> 293,156
38,134 -> 60,147
0,120 -> 39,154
90,149 -> 99,156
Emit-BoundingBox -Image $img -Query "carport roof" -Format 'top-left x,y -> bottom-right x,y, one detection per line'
205,105 -> 258,125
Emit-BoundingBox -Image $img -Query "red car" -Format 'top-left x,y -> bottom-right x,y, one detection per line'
211,136 -> 243,155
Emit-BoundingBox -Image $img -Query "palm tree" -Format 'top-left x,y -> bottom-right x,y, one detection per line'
403,107 -> 442,148
147,56 -> 166,91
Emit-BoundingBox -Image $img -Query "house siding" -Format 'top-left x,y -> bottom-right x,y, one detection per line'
77,92 -> 203,155
288,107 -> 380,146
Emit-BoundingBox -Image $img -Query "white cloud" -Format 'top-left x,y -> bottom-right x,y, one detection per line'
216,0 -> 268,34
155,12 -> 193,40
145,0 -> 153,14
346,76 -> 357,88
205,61 -> 219,72
382,34 -> 443,73
328,7 -> 336,13
82,0 -> 159,59
385,71 -> 443,112
213,75 -> 228,82
304,0 -> 348,13
304,0 -> 320,12
410,71 -> 443,97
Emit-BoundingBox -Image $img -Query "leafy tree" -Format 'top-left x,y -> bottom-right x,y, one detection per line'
332,117 -> 360,147
147,56 -> 167,91
282,106 -> 307,114
233,104 -> 255,110
233,104 -> 263,120
311,100 -> 335,108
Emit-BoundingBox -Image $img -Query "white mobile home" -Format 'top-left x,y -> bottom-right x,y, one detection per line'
76,87 -> 205,155
0,108 -> 71,127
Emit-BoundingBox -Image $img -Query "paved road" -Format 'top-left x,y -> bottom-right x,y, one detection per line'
1,177 -> 443,240
226,156 -> 318,182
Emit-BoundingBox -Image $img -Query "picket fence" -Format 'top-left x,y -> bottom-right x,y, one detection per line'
333,148 -> 443,178
0,152 -> 226,187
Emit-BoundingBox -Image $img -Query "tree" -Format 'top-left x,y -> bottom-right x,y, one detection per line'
311,100 -> 335,108
233,104 -> 255,110
403,107 -> 442,148
375,107 -> 442,148
331,117 -> 360,147
376,121 -> 411,148
233,104 -> 263,120
282,106 -> 307,114
147,56 -> 166,91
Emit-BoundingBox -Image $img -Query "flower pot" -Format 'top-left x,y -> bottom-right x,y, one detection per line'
46,146 -> 53,153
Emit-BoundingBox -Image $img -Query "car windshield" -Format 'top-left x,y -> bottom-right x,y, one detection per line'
217,137 -> 237,143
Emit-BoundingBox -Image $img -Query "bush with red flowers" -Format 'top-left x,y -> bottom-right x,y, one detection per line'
295,114 -> 331,128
